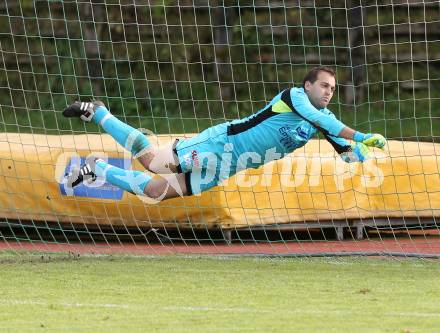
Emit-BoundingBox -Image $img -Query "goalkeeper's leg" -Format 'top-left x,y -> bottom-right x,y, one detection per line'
63,101 -> 151,158
93,158 -> 190,200
63,101 -> 179,174
65,157 -> 189,200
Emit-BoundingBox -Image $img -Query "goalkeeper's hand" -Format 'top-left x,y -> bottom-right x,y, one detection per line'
341,142 -> 372,163
353,132 -> 387,150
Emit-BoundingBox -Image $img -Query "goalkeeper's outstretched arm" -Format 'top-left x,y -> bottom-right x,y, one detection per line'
288,83 -> 387,152
324,134 -> 372,163
315,108 -> 387,163
338,127 -> 387,150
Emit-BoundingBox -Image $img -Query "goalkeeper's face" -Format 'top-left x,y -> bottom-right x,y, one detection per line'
304,71 -> 336,109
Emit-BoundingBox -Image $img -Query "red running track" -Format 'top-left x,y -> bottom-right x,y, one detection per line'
1,238 -> 440,256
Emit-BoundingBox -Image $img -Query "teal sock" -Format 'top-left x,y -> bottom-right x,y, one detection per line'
95,159 -> 151,195
93,106 -> 150,157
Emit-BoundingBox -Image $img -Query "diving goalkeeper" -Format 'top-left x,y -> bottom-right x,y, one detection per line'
63,66 -> 386,201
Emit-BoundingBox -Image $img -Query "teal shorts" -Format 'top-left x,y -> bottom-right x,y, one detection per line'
174,123 -> 233,194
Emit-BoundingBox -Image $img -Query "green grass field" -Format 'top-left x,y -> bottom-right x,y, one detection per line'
0,254 -> 439,333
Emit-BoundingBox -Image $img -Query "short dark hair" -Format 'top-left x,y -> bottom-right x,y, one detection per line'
302,66 -> 336,87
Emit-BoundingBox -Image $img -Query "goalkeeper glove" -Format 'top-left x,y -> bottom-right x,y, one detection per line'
341,142 -> 371,163
353,132 -> 387,150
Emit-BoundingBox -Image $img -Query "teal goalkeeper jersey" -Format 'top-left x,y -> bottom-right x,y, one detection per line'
174,86 -> 353,193
226,87 -> 351,169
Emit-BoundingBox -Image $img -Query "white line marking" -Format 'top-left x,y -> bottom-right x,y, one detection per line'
164,306 -> 440,318
1,299 -> 129,309
3,300 -> 440,319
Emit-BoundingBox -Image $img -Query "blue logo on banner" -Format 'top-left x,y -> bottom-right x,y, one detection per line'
60,157 -> 131,200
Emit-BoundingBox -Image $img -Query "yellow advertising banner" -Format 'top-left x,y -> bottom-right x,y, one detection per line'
0,133 -> 438,229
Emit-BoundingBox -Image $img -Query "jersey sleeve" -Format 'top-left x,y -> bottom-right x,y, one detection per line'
286,88 -> 346,137
324,133 -> 352,154
321,108 -> 352,154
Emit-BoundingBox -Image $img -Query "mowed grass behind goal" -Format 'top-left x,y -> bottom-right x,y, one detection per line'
1,254 -> 439,333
